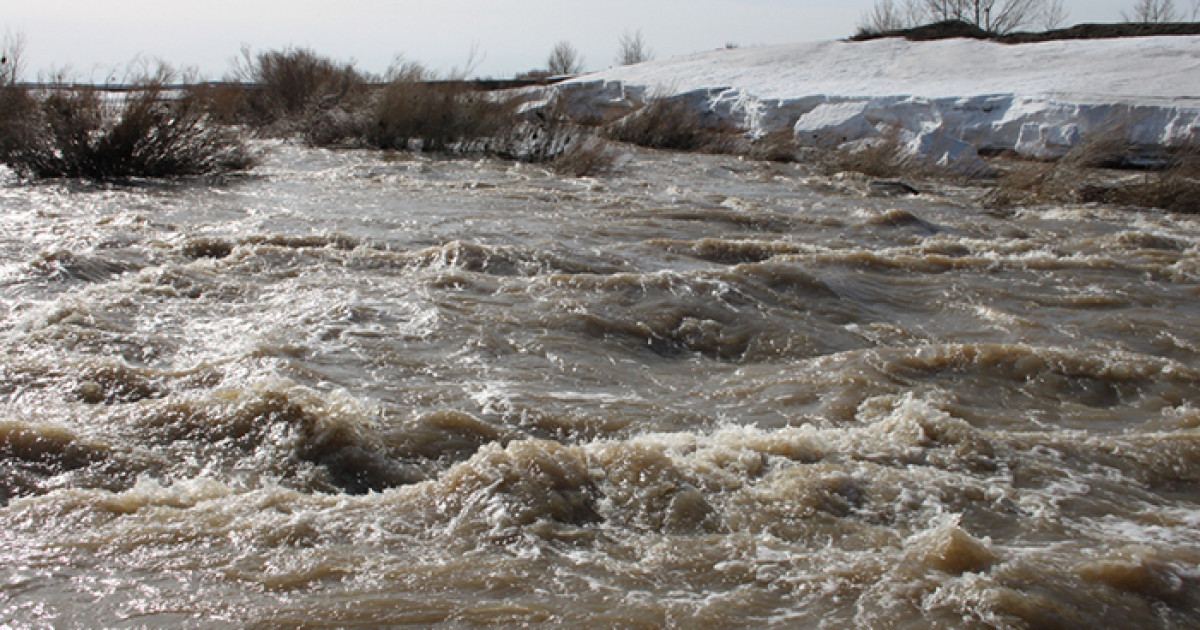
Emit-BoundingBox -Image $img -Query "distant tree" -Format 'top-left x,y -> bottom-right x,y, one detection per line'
616,30 -> 653,65
857,0 -> 929,33
1040,0 -> 1069,29
1122,0 -> 1179,22
859,0 -> 1048,35
0,32 -> 24,85
547,41 -> 583,76
925,0 -> 1046,33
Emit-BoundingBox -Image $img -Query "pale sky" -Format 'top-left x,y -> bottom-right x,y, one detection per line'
2,1 -> 1147,81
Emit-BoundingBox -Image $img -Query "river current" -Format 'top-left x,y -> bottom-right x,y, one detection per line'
2,143 -> 1199,628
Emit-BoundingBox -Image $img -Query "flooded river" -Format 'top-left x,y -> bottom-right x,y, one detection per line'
2,143 -> 1199,628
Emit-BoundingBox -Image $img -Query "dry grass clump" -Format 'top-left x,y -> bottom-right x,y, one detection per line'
0,68 -> 252,180
548,135 -> 618,177
603,96 -> 735,152
985,127 -> 1200,213
1097,143 -> 1200,213
982,159 -> 1073,207
745,129 -> 800,163
1062,124 -> 1145,170
812,127 -> 942,179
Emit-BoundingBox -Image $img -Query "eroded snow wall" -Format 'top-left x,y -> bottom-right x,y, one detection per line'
547,79 -> 1199,168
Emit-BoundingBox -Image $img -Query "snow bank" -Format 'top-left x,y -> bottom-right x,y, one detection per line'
550,36 -> 1200,165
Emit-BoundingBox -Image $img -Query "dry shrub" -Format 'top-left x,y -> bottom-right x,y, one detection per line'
603,96 -> 732,152
184,82 -> 250,126
368,80 -> 516,153
1061,124 -> 1142,169
984,126 -> 1120,207
0,85 -> 41,164
549,135 -> 618,177
982,159 -> 1066,207
1100,142 -> 1200,213
305,61 -> 519,154
301,57 -> 596,164
231,46 -> 367,127
820,127 -> 928,178
0,35 -> 39,164
986,127 -> 1200,213
0,68 -> 252,180
746,129 -> 799,162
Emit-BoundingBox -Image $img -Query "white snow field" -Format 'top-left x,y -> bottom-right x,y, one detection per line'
552,35 -> 1200,166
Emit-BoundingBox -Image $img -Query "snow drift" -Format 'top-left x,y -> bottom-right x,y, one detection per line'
548,36 -> 1200,167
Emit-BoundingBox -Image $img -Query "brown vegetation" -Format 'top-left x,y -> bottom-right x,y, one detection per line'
1091,144 -> 1200,212
744,130 -> 801,163
817,128 -> 931,179
368,78 -> 515,152
0,68 -> 252,180
616,30 -> 654,66
230,46 -> 368,128
602,96 -> 738,152
854,17 -> 1200,43
302,61 -> 525,155
5,36 -> 1189,206
985,130 -> 1200,213
856,0 -> 1056,37
549,136 -> 619,177
546,41 -> 584,76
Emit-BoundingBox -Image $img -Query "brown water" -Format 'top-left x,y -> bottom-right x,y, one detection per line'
2,143 -> 1199,629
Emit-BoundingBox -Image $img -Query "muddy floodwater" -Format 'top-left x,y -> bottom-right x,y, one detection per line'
2,143 -> 1199,629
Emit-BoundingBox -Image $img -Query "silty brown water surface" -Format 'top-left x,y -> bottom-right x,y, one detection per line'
2,143 -> 1199,628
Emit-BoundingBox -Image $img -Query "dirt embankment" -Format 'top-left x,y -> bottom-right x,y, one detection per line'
852,20 -> 1200,44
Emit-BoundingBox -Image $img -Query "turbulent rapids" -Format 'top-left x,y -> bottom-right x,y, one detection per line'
2,143 -> 1200,628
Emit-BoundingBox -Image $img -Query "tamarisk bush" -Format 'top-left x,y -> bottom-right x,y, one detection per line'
0,67 -> 252,180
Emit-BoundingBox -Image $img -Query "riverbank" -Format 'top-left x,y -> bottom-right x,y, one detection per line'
545,33 -> 1200,166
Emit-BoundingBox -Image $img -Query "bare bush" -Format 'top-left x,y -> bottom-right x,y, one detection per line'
860,0 -> 1049,35
617,30 -> 653,66
231,46 -> 366,126
185,82 -> 250,126
547,41 -> 584,76
0,35 -> 37,163
549,136 -> 618,177
858,0 -> 930,34
985,129 -> 1200,212
371,83 -> 515,152
1102,142 -> 1200,212
304,60 -> 519,154
0,86 -> 40,169
982,159 -> 1076,207
931,0 -> 1047,33
1040,0 -> 1070,29
1,32 -> 24,86
820,128 -> 930,178
603,96 -> 732,152
984,126 -> 1128,207
746,130 -> 800,163
0,66 -> 252,180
